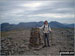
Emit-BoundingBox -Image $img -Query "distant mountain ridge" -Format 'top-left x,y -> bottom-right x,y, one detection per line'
0,21 -> 74,31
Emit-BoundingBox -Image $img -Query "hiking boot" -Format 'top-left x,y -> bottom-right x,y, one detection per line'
48,45 -> 50,47
42,45 -> 46,48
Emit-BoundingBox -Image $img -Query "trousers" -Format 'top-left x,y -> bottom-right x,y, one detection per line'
43,33 -> 50,46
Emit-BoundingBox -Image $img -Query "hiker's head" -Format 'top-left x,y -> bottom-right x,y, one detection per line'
44,20 -> 48,25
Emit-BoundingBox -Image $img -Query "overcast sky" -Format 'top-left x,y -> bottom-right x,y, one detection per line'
0,0 -> 74,24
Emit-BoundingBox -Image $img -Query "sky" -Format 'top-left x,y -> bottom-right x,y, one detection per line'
0,0 -> 74,24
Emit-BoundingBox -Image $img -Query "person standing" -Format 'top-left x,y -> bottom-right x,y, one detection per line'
39,20 -> 52,47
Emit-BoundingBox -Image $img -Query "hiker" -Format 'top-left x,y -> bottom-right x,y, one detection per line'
39,20 -> 52,47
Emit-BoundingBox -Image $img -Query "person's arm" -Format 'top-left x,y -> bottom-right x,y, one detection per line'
39,25 -> 44,29
49,25 -> 52,32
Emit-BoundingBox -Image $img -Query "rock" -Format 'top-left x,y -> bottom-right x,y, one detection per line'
29,28 -> 42,48
20,44 -> 26,48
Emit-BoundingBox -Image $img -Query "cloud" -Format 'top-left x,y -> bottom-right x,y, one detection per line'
21,2 -> 42,8
0,0 -> 74,24
28,13 -> 74,18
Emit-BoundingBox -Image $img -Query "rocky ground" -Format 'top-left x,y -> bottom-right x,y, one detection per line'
0,28 -> 74,56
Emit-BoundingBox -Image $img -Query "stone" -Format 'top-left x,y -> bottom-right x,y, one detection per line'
29,28 -> 42,48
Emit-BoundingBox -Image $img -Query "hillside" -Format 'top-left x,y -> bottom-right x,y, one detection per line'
1,28 -> 74,55
1,21 -> 74,31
